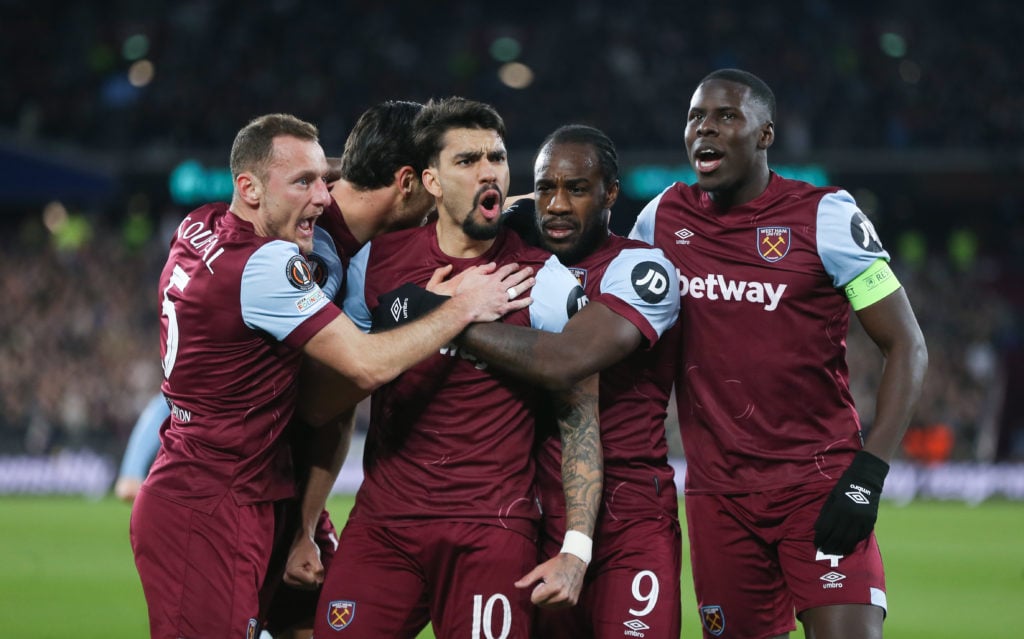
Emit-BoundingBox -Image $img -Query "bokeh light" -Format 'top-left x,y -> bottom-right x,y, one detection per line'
498,62 -> 534,89
42,200 -> 68,233
880,32 -> 907,58
128,60 -> 155,87
489,36 -> 521,62
122,34 -> 149,61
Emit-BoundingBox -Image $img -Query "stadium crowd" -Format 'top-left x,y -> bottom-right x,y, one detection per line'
2,0 -> 1021,154
0,212 -> 1018,462
1,0 -> 1021,462
0,218 -> 166,456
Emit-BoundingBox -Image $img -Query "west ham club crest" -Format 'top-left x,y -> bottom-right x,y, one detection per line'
757,227 -> 791,263
700,604 -> 726,636
327,600 -> 355,631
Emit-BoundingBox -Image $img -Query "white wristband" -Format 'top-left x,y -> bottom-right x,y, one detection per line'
560,530 -> 593,565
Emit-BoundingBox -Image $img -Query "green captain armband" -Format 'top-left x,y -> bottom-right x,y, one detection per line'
844,258 -> 902,310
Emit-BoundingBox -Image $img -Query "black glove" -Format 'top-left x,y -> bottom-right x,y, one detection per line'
370,282 -> 449,332
813,450 -> 889,555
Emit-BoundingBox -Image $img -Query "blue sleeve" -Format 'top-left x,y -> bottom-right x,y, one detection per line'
310,225 -> 345,303
601,247 -> 680,338
342,243 -> 373,333
118,394 -> 170,480
529,255 -> 589,332
240,240 -> 333,341
628,188 -> 669,244
816,190 -> 891,288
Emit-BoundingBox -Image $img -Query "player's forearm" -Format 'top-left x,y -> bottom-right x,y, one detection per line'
356,297 -> 480,384
296,409 -> 356,539
461,304 -> 639,391
863,335 -> 929,462
309,303 -> 475,393
554,374 -> 603,537
459,322 -> 575,388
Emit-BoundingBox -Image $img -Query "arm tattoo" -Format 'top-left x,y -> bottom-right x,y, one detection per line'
553,374 -> 602,535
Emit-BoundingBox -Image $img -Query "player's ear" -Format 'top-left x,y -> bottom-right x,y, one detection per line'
421,167 -> 443,198
758,121 -> 774,150
236,171 -> 262,206
396,165 -> 419,197
604,179 -> 620,209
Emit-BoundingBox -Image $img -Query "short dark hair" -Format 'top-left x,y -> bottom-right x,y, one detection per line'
539,124 -> 619,188
230,113 -> 319,180
413,96 -> 507,168
340,100 -> 424,189
701,68 -> 776,122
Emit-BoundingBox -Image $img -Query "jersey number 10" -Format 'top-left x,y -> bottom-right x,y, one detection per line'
471,593 -> 512,639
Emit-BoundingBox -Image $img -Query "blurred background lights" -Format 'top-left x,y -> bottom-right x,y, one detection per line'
42,200 -> 68,232
42,201 -> 92,250
128,60 -> 155,87
169,159 -> 234,205
122,34 -> 149,61
498,62 -> 533,89
897,230 -> 927,270
880,32 -> 907,58
489,36 -> 521,62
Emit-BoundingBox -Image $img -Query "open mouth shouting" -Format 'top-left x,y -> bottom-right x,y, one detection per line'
297,211 -> 321,240
475,185 -> 504,222
693,145 -> 724,174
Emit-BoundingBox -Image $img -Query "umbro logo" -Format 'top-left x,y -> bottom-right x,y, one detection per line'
820,571 -> 847,589
624,618 -> 651,636
844,483 -> 872,504
390,297 -> 406,322
675,228 -> 694,244
844,490 -> 871,504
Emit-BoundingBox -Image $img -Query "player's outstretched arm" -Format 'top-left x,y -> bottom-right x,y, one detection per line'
303,262 -> 534,394
516,373 -> 602,608
814,288 -> 927,555
460,302 -> 643,391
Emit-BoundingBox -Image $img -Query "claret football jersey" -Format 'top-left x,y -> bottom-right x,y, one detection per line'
630,173 -> 892,493
147,203 -> 341,512
343,221 -> 586,536
534,234 -> 682,523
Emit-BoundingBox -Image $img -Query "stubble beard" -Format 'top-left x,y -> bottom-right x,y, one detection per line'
462,212 -> 501,241
462,187 -> 503,241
